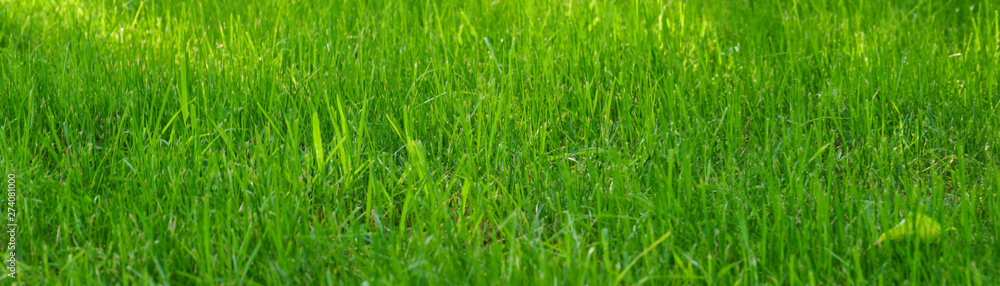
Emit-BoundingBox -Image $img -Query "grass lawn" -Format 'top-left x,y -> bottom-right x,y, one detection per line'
2,0 -> 999,284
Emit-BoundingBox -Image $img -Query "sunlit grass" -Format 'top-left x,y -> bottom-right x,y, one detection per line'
1,0 -> 999,284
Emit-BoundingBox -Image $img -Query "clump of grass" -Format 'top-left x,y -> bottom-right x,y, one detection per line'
1,0 -> 998,284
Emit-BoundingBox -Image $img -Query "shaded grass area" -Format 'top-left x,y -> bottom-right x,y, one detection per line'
1,0 -> 999,284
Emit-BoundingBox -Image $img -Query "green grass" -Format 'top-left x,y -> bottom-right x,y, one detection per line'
2,0 -> 999,284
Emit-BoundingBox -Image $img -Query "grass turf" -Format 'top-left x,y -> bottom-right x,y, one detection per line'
1,0 -> 999,284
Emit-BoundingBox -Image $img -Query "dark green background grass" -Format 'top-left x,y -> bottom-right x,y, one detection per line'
1,0 -> 998,284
